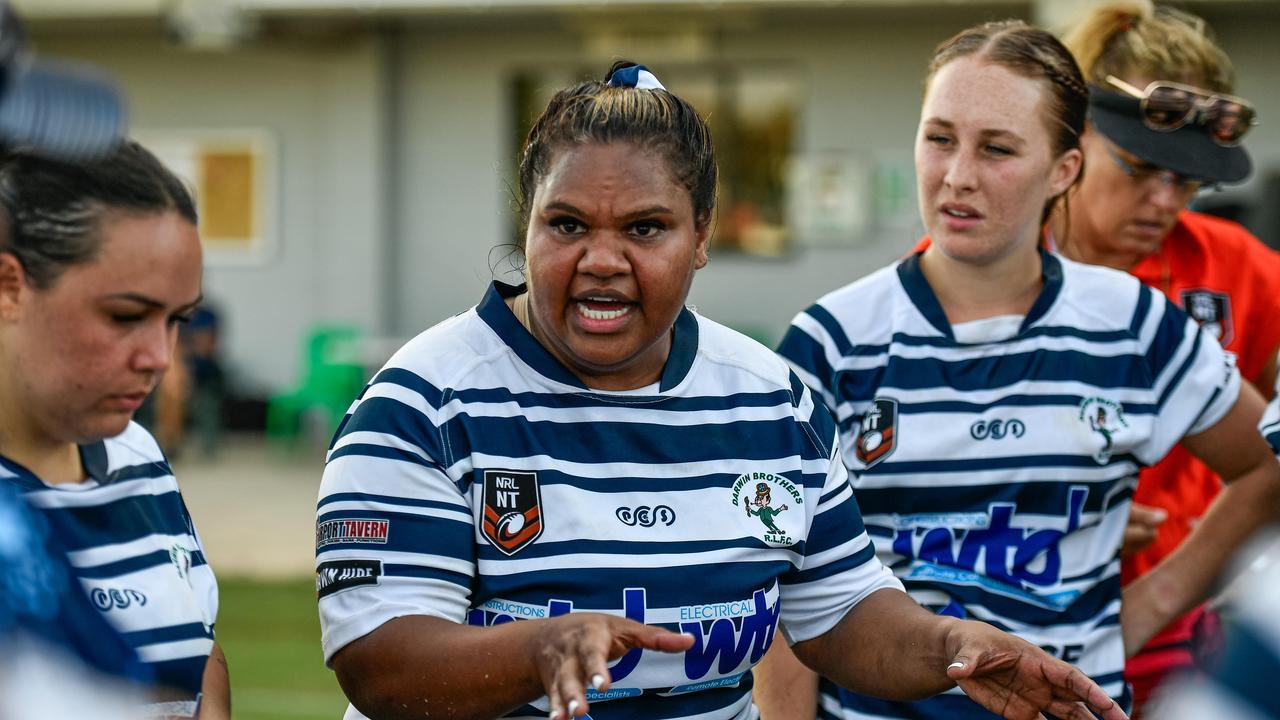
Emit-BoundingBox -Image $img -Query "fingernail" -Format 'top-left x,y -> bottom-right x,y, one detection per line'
567,700 -> 580,716
591,674 -> 606,690
948,661 -> 965,670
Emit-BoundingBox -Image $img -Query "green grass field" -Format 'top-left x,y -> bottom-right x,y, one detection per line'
217,577 -> 347,720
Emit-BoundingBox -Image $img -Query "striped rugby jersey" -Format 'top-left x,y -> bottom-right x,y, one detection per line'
778,250 -> 1240,719
0,421 -> 218,718
317,281 -> 902,720
1262,383 -> 1280,456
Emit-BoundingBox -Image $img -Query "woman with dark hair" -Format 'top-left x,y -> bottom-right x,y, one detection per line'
1056,4 -> 1280,711
767,17 -> 1280,720
0,141 -> 227,718
316,62 -> 1123,720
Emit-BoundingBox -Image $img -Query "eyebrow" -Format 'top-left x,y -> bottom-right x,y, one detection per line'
922,118 -> 1025,142
105,292 -> 204,311
544,201 -> 676,221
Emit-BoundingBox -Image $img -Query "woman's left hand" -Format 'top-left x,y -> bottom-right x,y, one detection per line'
945,620 -> 1128,720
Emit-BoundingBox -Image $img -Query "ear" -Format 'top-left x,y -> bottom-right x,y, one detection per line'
0,253 -> 28,322
1049,147 -> 1084,198
693,214 -> 711,270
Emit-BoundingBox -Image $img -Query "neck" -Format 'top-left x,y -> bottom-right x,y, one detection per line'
1048,210 -> 1141,272
0,381 -> 83,485
920,241 -> 1043,325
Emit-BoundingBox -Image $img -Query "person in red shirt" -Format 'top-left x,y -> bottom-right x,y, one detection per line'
1049,4 -> 1280,714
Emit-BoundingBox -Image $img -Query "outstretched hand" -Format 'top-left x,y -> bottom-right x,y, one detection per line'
528,612 -> 694,719
945,621 -> 1128,720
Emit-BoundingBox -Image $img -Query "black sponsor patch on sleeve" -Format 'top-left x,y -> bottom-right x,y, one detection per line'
316,559 -> 382,599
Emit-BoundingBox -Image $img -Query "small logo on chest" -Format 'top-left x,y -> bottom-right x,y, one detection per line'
856,398 -> 898,467
1180,289 -> 1233,345
482,469 -> 544,555
1079,397 -> 1128,464
970,419 -> 1026,440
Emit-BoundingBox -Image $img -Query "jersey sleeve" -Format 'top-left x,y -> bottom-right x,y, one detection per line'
316,367 -> 476,665
1136,286 -> 1242,465
776,379 -> 902,644
1261,381 -> 1280,457
175,492 -> 219,635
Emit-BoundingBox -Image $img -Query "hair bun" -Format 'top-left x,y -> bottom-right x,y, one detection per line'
604,61 -> 667,90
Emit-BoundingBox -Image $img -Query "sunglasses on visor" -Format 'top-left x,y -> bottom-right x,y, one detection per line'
1106,75 -> 1258,147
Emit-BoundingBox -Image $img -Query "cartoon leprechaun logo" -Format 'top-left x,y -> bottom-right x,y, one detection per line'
731,472 -> 804,546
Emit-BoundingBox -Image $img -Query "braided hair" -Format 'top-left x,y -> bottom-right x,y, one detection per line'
926,20 -> 1088,225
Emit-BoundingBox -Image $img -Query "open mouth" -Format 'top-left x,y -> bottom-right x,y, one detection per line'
576,296 -> 634,322
942,205 -> 981,219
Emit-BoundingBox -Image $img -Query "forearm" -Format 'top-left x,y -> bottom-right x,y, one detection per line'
196,642 -> 230,720
753,635 -> 818,719
333,615 -> 544,720
1123,460 -> 1280,654
793,588 -> 956,700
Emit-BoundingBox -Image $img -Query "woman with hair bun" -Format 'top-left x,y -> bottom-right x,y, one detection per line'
1055,3 -> 1280,712
315,61 -> 1123,720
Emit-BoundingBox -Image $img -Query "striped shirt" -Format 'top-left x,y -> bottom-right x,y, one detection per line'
317,281 -> 902,720
778,250 -> 1239,719
1,422 -> 218,718
1261,383 -> 1280,457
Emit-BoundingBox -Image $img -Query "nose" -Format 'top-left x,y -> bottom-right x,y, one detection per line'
1145,173 -> 1190,211
131,321 -> 177,374
943,150 -> 978,193
577,234 -> 631,279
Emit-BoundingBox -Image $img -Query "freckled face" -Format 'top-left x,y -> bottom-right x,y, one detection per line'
0,211 -> 203,444
523,142 -> 708,391
916,57 -> 1082,265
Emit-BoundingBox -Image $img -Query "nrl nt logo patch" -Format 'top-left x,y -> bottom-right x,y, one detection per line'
856,397 -> 898,467
482,470 -> 544,555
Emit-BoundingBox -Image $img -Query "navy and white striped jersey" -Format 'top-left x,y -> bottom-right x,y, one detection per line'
778,250 -> 1240,719
317,281 -> 902,720
1261,382 -> 1280,457
0,480 -> 153,718
0,421 -> 218,718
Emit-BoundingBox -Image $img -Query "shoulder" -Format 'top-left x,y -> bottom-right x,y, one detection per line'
694,313 -> 802,394
1176,210 -> 1269,250
810,262 -> 904,321
376,307 -> 504,388
1052,253 -> 1156,332
694,314 -> 838,452
103,422 -> 170,468
791,262 -> 905,347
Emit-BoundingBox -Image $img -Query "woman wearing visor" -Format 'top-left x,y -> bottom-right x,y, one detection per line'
1055,4 -> 1280,713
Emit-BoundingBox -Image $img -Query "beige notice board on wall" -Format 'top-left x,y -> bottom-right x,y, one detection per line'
137,130 -> 277,266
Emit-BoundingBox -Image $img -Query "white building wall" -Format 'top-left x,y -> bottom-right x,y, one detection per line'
31,33 -> 387,392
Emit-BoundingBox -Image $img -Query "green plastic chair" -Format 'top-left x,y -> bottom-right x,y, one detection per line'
266,325 -> 367,445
